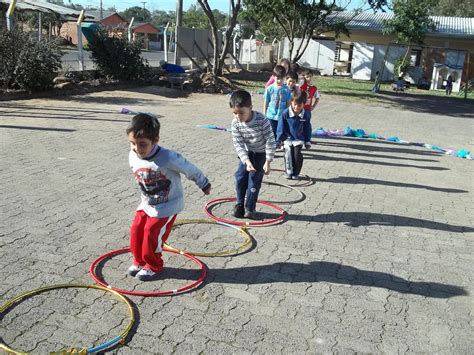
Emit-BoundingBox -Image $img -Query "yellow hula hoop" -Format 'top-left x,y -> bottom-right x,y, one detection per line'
261,181 -> 306,204
0,284 -> 135,354
165,219 -> 253,257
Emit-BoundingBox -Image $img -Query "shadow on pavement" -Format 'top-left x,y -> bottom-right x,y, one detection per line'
308,212 -> 474,233
304,153 -> 448,171
0,125 -> 75,132
311,148 -> 440,163
324,90 -> 474,118
315,176 -> 467,193
313,139 -> 443,157
0,112 -> 131,123
167,261 -> 468,298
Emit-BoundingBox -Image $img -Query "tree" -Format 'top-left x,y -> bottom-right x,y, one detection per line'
430,0 -> 474,16
184,4 -> 227,29
88,28 -> 150,81
197,0 -> 242,76
152,10 -> 175,26
371,0 -> 436,90
243,0 -> 350,63
120,6 -> 152,23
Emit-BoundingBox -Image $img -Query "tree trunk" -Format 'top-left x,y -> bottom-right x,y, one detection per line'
198,0 -> 241,77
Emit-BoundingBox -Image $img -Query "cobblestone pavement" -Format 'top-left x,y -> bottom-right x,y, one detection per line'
1,87 -> 473,353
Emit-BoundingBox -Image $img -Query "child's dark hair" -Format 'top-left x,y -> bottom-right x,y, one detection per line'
291,89 -> 307,105
126,113 -> 160,141
287,71 -> 298,81
289,62 -> 300,75
229,90 -> 252,108
273,65 -> 286,80
301,69 -> 313,76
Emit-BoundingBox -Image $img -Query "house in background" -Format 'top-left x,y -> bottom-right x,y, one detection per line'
60,11 -> 127,45
130,22 -> 161,50
60,11 -> 163,51
325,12 -> 474,92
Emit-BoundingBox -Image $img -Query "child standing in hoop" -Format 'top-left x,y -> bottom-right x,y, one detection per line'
126,113 -> 211,281
230,90 -> 276,220
276,90 -> 312,180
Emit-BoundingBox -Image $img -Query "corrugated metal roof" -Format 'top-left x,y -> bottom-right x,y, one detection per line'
330,11 -> 474,38
0,0 -> 93,18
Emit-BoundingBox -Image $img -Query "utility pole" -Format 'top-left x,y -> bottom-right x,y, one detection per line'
99,0 -> 103,20
141,2 -> 146,11
174,0 -> 183,65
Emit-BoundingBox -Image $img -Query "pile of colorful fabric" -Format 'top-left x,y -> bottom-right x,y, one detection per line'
312,127 -> 471,159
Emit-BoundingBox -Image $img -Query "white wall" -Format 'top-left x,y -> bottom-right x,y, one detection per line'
370,44 -> 406,81
282,38 -> 336,75
351,42 -> 374,80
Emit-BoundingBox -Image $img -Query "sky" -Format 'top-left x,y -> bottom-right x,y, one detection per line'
70,0 -> 368,13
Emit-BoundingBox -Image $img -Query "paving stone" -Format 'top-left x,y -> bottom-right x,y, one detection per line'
0,90 -> 472,353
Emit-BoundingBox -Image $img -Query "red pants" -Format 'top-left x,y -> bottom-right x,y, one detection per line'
130,210 -> 177,272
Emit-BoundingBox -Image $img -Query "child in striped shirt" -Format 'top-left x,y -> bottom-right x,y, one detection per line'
230,90 -> 276,220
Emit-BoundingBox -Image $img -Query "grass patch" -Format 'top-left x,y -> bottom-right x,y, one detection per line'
225,71 -> 473,104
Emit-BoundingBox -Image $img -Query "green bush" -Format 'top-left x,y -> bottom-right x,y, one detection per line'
88,28 -> 150,81
0,29 -> 62,91
393,55 -> 410,79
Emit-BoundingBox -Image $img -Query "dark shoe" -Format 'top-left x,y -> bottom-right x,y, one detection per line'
291,175 -> 301,180
233,204 -> 245,218
285,174 -> 293,179
244,210 -> 258,220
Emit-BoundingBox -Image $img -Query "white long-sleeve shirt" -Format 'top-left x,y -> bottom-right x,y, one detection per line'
231,111 -> 276,163
129,146 -> 209,218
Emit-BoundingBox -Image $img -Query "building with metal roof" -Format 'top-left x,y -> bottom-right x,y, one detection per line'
330,11 -> 474,38
315,11 -> 474,92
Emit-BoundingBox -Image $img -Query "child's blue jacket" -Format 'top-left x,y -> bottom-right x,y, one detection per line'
276,107 -> 312,144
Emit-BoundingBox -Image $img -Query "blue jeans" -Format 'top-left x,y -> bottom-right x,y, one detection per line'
268,118 -> 278,138
235,152 -> 266,212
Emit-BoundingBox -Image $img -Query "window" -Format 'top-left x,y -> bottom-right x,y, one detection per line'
410,49 -> 422,67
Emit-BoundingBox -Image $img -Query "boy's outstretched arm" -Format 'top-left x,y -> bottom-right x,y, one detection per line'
167,151 -> 210,192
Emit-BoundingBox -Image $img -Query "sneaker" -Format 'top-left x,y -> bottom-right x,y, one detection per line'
233,204 -> 245,218
244,210 -> 258,220
126,264 -> 141,277
291,175 -> 301,180
135,268 -> 160,281
285,174 -> 293,179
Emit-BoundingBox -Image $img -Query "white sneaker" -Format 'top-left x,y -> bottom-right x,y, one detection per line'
135,268 -> 159,281
126,264 -> 141,277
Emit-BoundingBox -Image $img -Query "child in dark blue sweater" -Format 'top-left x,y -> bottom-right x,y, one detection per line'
276,90 -> 312,179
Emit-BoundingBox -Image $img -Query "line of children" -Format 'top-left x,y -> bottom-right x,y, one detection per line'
124,63 -> 320,280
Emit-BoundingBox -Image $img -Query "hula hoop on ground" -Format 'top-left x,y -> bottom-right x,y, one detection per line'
204,197 -> 286,227
90,247 -> 207,297
272,169 -> 314,187
0,284 -> 134,354
261,181 -> 306,204
165,219 -> 253,257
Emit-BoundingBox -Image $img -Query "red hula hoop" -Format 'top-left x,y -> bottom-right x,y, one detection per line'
89,247 -> 207,297
204,197 -> 286,227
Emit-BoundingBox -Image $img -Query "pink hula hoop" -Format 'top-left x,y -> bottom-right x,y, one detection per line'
204,197 -> 286,227
89,247 -> 207,297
